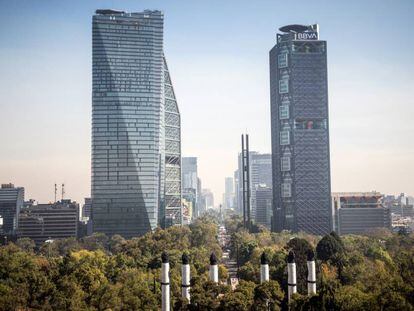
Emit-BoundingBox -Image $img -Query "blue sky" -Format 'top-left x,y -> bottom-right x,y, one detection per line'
0,0 -> 413,204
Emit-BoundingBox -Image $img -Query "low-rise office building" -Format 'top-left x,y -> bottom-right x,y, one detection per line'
332,192 -> 391,235
18,199 -> 79,245
0,183 -> 24,235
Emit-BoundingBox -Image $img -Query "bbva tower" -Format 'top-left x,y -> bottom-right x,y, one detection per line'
91,10 -> 182,238
270,24 -> 332,235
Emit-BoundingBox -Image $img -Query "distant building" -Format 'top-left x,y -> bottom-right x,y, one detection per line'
255,185 -> 273,228
18,199 -> 79,245
332,192 -> 391,235
0,183 -> 24,235
383,193 -> 414,217
182,188 -> 196,221
223,177 -> 235,210
202,189 -> 214,210
182,157 -> 199,218
182,198 -> 193,225
82,198 -> 92,219
383,193 -> 414,231
236,152 -> 272,222
233,170 -> 239,213
197,178 -> 204,215
270,24 -> 332,235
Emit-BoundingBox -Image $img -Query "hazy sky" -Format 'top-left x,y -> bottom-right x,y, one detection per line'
0,0 -> 413,205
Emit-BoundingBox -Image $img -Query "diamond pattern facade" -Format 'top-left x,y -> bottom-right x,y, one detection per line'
270,26 -> 332,235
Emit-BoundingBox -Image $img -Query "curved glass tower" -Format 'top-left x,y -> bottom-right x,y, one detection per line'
91,10 -> 181,238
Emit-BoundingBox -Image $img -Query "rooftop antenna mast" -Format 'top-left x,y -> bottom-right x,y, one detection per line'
54,183 -> 57,203
61,183 -> 65,201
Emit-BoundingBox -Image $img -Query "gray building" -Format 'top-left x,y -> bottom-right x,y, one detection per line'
270,24 -> 332,235
0,183 -> 24,235
91,10 -> 181,238
202,189 -> 214,210
255,185 -> 273,228
236,152 -> 272,222
223,177 -> 234,210
332,192 -> 391,235
182,157 -> 199,218
18,199 -> 79,245
82,197 -> 92,219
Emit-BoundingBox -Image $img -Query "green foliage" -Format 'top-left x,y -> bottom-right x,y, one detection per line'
0,219 -> 414,310
253,280 -> 284,311
15,237 -> 36,253
316,234 -> 343,262
219,280 -> 255,310
189,279 -> 230,310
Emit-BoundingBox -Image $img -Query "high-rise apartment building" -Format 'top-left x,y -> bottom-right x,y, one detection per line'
270,24 -> 332,235
92,9 -> 181,238
0,183 -> 24,235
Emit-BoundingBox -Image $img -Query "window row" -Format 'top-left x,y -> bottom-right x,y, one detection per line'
295,119 -> 327,130
281,157 -> 291,172
278,53 -> 288,68
281,183 -> 291,198
279,79 -> 289,94
280,131 -> 290,145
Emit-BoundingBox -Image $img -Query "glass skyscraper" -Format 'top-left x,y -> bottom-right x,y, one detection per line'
91,9 -> 181,238
270,24 -> 332,235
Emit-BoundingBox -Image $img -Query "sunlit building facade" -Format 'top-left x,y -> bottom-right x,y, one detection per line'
92,10 -> 181,238
270,24 -> 332,235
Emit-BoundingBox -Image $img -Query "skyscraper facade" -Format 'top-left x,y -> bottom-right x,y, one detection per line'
92,9 -> 181,238
270,24 -> 332,235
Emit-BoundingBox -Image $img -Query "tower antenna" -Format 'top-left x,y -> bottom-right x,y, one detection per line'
54,183 -> 57,203
61,183 -> 65,201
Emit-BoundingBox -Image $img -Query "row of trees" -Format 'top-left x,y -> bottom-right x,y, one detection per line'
0,216 -> 228,310
0,213 -> 413,310
225,215 -> 414,310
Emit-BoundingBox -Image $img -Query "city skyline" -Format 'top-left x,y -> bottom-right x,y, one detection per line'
1,0 -> 414,205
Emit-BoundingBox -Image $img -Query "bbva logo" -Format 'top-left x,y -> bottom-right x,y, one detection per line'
296,32 -> 318,40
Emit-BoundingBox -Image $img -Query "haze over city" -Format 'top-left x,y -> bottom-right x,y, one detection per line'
0,0 -> 413,205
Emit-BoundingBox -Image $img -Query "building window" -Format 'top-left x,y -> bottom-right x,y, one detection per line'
295,119 -> 327,130
279,105 -> 289,119
280,131 -> 290,145
279,79 -> 289,94
281,157 -> 290,171
278,53 -> 288,68
281,183 -> 291,198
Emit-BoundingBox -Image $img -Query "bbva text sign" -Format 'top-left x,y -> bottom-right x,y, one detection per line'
295,32 -> 318,40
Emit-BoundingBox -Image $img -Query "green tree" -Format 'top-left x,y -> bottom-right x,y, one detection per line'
316,234 -> 343,262
219,280 -> 255,310
15,238 -> 36,253
253,280 -> 284,311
